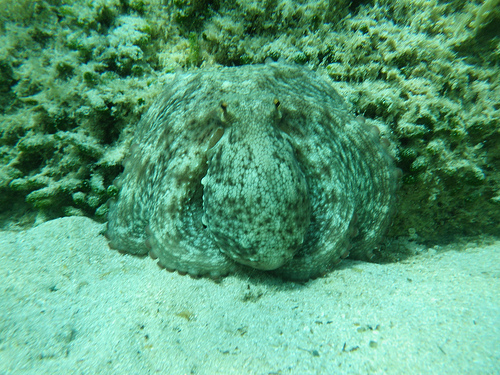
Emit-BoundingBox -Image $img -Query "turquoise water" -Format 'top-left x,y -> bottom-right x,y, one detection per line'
0,1 -> 499,373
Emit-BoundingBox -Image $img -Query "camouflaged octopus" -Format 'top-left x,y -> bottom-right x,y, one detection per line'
105,61 -> 400,280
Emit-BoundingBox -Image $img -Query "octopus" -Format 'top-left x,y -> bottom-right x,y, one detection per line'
105,61 -> 400,280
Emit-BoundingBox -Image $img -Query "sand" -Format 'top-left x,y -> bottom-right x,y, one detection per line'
0,216 -> 498,374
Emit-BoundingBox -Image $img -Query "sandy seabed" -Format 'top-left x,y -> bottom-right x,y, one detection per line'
0,216 -> 498,374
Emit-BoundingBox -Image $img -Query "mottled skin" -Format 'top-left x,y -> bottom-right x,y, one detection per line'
106,61 -> 399,280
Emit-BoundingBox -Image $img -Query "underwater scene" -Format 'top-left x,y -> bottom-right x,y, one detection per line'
0,0 -> 499,373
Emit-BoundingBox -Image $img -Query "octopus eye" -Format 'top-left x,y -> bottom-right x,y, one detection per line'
220,101 -> 228,113
273,98 -> 280,109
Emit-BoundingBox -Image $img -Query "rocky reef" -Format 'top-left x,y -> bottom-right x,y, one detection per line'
0,0 -> 498,247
